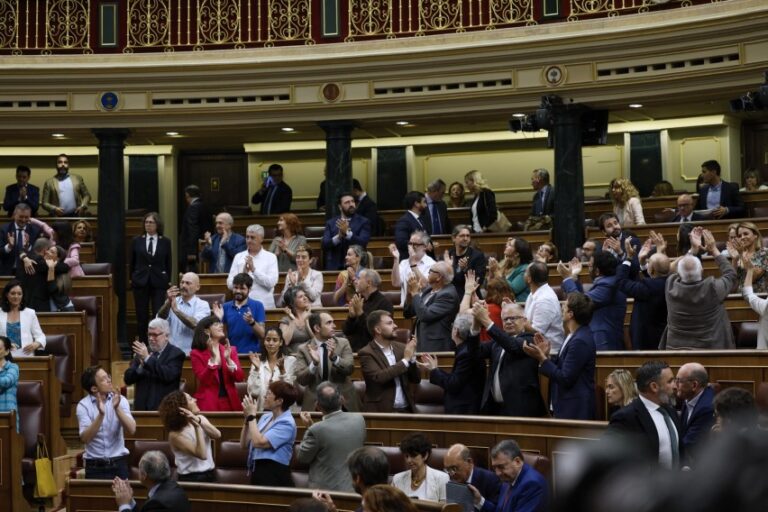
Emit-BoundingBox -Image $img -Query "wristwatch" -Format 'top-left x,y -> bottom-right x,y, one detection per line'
245,415 -> 256,424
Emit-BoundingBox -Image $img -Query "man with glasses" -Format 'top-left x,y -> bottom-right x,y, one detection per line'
404,261 -> 459,352
390,230 -> 435,306
443,443 -> 500,504
123,318 -> 185,411
675,362 -> 715,462
670,193 -> 704,223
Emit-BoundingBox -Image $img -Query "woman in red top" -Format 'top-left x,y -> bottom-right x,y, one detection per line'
480,278 -> 514,342
190,315 -> 244,411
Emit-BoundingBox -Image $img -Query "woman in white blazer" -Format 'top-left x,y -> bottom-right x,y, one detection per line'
0,279 -> 46,356
391,433 -> 448,502
246,327 -> 298,411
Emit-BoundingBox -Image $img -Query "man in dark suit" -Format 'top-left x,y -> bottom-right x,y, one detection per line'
670,193 -> 705,222
130,229 -> 172,344
394,190 -> 430,260
695,159 -> 745,219
675,362 -> 715,463
446,224 -> 486,295
112,451 -> 190,512
123,318 -> 185,411
561,251 -> 627,351
404,261 -> 459,352
422,313 -> 485,414
444,443 -> 501,505
424,179 -> 450,235
3,165 -> 40,217
342,269 -> 393,352
0,203 -> 42,275
17,237 -> 69,312
471,302 -> 546,418
529,168 -> 554,217
470,440 -> 547,512
357,310 -> 420,412
321,191 -> 371,270
616,239 -> 669,350
352,179 -> 381,236
179,184 -> 212,272
597,213 -> 642,260
605,361 -> 682,469
251,163 -> 292,214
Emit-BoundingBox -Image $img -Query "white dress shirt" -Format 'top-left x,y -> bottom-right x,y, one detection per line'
639,394 -> 675,469
227,248 -> 279,308
398,255 -> 436,306
524,283 -> 565,353
374,340 -> 409,409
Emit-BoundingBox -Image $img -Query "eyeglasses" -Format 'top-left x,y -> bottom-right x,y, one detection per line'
444,466 -> 459,475
501,316 -> 525,323
408,242 -> 425,247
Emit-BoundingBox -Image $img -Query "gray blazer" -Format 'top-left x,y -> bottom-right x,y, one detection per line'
405,284 -> 459,352
296,410 -> 366,491
293,336 -> 361,412
659,253 -> 737,350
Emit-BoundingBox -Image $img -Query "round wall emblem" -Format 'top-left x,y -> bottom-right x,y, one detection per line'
99,92 -> 120,111
322,83 -> 342,103
543,66 -> 565,87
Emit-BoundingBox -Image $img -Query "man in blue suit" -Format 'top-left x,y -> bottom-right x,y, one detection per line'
676,362 -> 715,464
444,443 -> 501,504
200,212 -> 246,273
560,251 -> 627,351
0,204 -> 42,276
470,439 -> 547,512
695,159 -> 745,219
3,165 -> 40,217
321,191 -> 371,270
524,292 -> 596,420
616,237 -> 669,350
394,191 -> 430,260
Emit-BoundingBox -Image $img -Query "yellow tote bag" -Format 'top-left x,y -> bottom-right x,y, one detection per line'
34,434 -> 57,499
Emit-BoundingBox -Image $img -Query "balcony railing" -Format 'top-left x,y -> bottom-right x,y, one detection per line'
0,0 -> 719,55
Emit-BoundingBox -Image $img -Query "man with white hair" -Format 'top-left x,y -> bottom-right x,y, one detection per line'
200,212 -> 246,273
227,224 -> 279,309
404,260 -> 459,352
660,228 -> 737,349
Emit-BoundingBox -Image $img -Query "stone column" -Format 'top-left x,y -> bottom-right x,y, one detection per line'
319,121 -> 355,219
92,128 -> 130,355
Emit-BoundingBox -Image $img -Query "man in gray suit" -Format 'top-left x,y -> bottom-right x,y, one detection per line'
297,382 -> 366,492
404,261 -> 459,352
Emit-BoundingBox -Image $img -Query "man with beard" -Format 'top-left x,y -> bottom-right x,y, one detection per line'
597,213 -> 640,260
321,191 -> 371,270
342,269 -> 393,352
394,191 -> 430,260
41,153 -> 91,216
444,224 -> 486,295
357,310 -> 420,412
605,361 -> 682,469
156,272 -> 211,355
213,272 -> 266,354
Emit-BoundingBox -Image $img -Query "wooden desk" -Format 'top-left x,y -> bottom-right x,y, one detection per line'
17,356 -> 66,457
0,412 -> 24,512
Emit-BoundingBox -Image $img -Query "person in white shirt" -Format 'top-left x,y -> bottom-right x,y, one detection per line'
157,272 -> 211,355
523,261 -> 565,353
41,153 -> 91,216
389,230 -> 435,306
227,224 -> 278,309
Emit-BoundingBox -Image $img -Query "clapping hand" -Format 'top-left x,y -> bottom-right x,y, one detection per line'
388,243 -> 399,260
638,239 -> 653,264
464,269 -> 478,295
649,230 -> 667,255
248,352 -> 261,369
418,353 -> 437,370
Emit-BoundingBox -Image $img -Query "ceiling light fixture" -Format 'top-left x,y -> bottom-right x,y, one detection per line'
396,121 -> 409,126
512,113 -> 526,118
165,131 -> 180,136
281,127 -> 295,132
51,133 -> 65,138
628,103 -> 643,109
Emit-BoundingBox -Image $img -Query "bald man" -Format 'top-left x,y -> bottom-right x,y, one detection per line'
444,444 -> 500,504
157,272 -> 211,354
676,362 -> 715,462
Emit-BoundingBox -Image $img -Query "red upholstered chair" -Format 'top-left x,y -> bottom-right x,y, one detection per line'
128,440 -> 176,480
214,441 -> 250,485
71,296 -> 99,365
413,379 -> 445,415
42,334 -> 76,417
80,262 -> 112,275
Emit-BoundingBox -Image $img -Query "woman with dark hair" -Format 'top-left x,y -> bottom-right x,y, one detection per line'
0,279 -> 45,357
280,245 -> 322,306
447,181 -> 468,208
0,336 -> 19,431
190,315 -> 244,411
246,326 -> 297,411
333,244 -> 369,305
488,237 -> 533,302
158,391 -> 221,482
479,277 -> 514,342
46,245 -> 75,311
279,286 -> 313,354
130,211 -> 172,343
363,484 -> 419,512
269,213 -> 307,272
52,220 -> 84,277
72,219 -> 93,244
391,433 -> 448,502
240,380 -> 299,487
464,170 -> 499,233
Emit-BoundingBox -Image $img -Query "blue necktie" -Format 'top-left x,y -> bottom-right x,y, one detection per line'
430,203 -> 441,234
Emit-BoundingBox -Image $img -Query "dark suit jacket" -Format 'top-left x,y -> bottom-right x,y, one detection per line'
605,397 -> 683,467
473,189 -> 498,232
404,285 -> 459,352
357,340 -> 420,412
16,253 -> 69,312
394,211 -> 430,260
424,198 -> 450,235
695,181 -> 745,218
449,246 -> 486,295
530,185 -> 554,217
356,195 -> 381,236
321,214 -> 372,270
539,325 -> 596,420
615,261 -> 668,350
137,479 -> 191,512
562,276 -> 627,351
130,235 -> 172,289
123,343 -> 185,411
672,212 -> 706,222
342,290 -> 393,352
251,181 -> 292,214
179,199 -> 212,262
468,466 -> 501,505
0,221 -> 42,275
429,339 -> 485,414
680,385 -> 715,460
3,184 -> 39,217
199,232 -> 246,273
477,326 -> 546,417
480,463 -> 547,512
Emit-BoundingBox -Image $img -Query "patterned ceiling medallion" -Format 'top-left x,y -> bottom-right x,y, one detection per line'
543,65 -> 566,87
321,83 -> 342,103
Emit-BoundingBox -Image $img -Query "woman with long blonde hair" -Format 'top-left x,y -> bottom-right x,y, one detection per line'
609,178 -> 645,227
729,221 -> 768,293
464,170 -> 499,233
